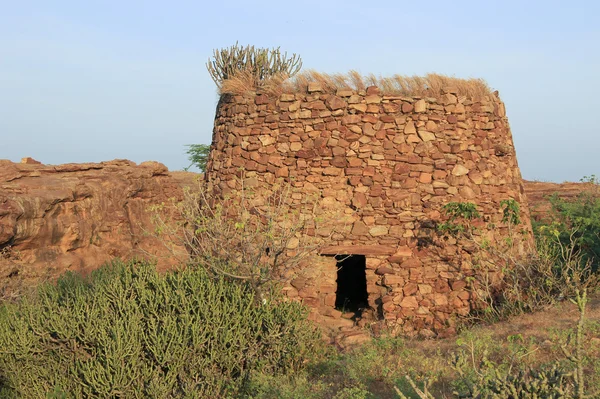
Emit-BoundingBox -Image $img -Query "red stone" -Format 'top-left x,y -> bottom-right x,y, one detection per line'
345,168 -> 363,175
402,103 -> 414,113
403,283 -> 418,295
375,267 -> 395,275
451,280 -> 467,291
400,259 -> 422,268
296,150 -> 315,158
255,94 -> 269,105
366,86 -> 381,95
319,245 -> 396,256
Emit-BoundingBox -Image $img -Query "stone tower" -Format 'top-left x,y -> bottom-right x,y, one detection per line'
204,80 -> 532,337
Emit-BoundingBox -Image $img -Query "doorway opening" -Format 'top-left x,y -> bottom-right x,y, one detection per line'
335,255 -> 368,314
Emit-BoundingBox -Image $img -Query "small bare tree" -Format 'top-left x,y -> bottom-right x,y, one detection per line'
150,177 -> 345,304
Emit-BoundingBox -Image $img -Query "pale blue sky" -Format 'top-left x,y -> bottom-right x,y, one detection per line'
1,0 -> 598,181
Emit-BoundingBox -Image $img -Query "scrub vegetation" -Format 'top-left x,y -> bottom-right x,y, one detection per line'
0,44 -> 597,398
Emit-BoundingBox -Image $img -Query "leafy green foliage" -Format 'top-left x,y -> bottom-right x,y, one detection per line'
206,43 -> 302,87
500,198 -> 521,226
184,143 -> 210,172
0,260 -> 321,398
438,202 -> 481,234
435,199 -> 599,326
539,175 -> 600,271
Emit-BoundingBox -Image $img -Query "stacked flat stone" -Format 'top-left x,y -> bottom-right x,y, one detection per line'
205,82 -> 532,337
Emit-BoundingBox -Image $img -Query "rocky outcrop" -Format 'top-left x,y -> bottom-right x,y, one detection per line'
0,159 -> 197,299
523,180 -> 592,222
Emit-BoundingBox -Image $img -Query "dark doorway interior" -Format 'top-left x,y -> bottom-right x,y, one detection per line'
335,255 -> 368,313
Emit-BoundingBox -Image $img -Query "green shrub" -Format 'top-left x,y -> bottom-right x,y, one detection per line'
184,143 -> 210,172
449,291 -> 594,399
0,259 -> 321,398
436,198 -> 598,323
241,372 -> 326,399
538,175 -> 600,272
438,202 -> 481,235
331,386 -> 373,399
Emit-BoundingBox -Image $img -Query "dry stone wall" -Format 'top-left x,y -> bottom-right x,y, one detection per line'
205,83 -> 532,337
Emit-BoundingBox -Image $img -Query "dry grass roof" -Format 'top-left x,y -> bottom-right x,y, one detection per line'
220,69 -> 493,100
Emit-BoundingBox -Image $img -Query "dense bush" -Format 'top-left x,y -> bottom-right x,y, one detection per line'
537,175 -> 600,272
435,198 -> 599,323
0,259 -> 321,398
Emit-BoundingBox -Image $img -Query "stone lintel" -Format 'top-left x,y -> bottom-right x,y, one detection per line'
319,245 -> 396,256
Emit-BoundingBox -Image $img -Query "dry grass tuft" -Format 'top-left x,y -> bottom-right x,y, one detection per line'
219,70 -> 267,96
219,69 -> 493,100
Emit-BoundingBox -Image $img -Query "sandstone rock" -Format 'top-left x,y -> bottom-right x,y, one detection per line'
323,167 -> 341,176
441,93 -> 458,105
383,275 -> 404,285
259,135 -> 277,146
404,121 -> 417,134
425,121 -> 437,131
349,104 -> 367,113
451,164 -> 469,176
307,82 -> 323,93
400,296 -> 418,308
351,221 -> 369,236
20,157 -> 42,164
451,280 -> 467,291
401,258 -> 421,268
419,173 -> 432,184
468,172 -> 484,185
433,293 -> 448,306
286,237 -> 300,249
291,277 -> 307,289
319,245 -> 396,256
417,130 -> 436,142
403,282 -> 418,295
352,193 -> 368,208
401,103 -> 413,113
414,99 -> 427,113
369,225 -> 388,237
299,110 -> 312,118
0,160 -> 195,297
375,266 -> 395,275
289,142 -> 302,151
279,93 -> 295,102
366,86 -> 381,95
418,284 -> 433,294
255,94 -> 269,105
365,95 -> 382,104
459,186 -> 476,199
326,95 -> 346,111
336,89 -> 354,97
